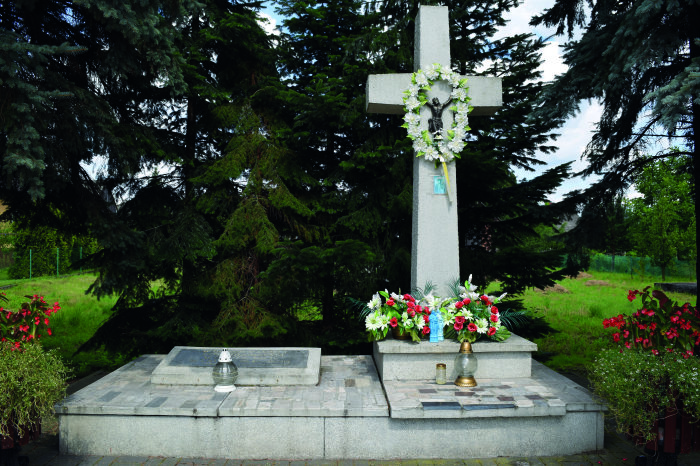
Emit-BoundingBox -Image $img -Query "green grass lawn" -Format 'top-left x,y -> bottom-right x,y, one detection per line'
521,271 -> 696,372
0,268 -> 695,378
1,273 -> 119,376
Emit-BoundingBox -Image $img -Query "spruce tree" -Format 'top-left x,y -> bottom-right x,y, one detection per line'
265,0 -> 404,326
531,0 -> 699,281
2,0 -> 300,356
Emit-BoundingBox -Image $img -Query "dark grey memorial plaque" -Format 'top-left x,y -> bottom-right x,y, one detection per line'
150,346 -> 321,386
170,348 -> 309,369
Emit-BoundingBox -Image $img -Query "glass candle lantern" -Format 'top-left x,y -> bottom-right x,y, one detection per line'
435,363 -> 446,384
454,341 -> 478,387
213,348 -> 238,392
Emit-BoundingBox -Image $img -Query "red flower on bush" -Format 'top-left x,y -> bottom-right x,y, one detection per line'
604,287 -> 699,355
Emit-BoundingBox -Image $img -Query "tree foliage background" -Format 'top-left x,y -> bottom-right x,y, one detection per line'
1,0 -> 580,359
531,0 -> 698,278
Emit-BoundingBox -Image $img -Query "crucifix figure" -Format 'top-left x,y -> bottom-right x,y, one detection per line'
426,97 -> 452,134
365,5 -> 502,296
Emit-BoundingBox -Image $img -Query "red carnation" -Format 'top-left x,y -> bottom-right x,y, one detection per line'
463,298 -> 471,305
422,326 -> 431,335
455,301 -> 464,309
389,317 -> 398,328
491,306 -> 498,314
454,321 -> 464,331
467,323 -> 478,333
487,327 -> 496,336
490,314 -> 498,323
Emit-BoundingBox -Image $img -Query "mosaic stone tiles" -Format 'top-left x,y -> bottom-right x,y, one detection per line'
382,378 -> 567,419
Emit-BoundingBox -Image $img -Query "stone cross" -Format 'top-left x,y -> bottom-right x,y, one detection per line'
366,5 -> 502,297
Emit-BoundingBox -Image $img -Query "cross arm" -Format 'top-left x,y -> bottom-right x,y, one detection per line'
366,74 -> 503,116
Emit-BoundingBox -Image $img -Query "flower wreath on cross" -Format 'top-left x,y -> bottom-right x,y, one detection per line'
402,63 -> 472,198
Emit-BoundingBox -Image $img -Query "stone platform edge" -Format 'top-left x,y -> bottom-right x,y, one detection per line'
374,333 -> 537,354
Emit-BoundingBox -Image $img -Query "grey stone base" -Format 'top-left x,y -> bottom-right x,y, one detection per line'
56,351 -> 605,460
59,411 -> 604,459
374,333 -> 537,380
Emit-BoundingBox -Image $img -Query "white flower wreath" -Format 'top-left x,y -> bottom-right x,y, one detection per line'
401,63 -> 472,164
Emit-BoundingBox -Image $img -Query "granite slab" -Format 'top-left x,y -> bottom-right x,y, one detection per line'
149,346 -> 321,386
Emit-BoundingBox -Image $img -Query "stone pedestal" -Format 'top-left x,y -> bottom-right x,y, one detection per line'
373,333 -> 537,381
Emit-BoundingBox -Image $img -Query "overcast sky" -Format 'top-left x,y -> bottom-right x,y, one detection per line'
259,0 -> 603,202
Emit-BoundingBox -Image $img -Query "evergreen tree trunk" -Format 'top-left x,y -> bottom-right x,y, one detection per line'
182,15 -> 200,298
692,4 -> 700,284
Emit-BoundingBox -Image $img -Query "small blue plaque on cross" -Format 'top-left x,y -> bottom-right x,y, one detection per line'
433,176 -> 447,195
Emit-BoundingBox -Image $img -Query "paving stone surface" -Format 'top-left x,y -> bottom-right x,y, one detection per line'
383,377 -> 567,419
56,355 -> 388,418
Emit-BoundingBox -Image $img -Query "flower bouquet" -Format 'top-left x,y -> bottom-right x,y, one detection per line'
365,291 -> 431,342
364,275 -> 512,343
439,277 -> 511,343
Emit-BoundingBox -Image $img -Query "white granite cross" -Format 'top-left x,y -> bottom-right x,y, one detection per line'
366,5 -> 502,296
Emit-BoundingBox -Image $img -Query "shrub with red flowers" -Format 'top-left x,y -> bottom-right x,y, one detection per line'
0,293 -> 61,350
592,287 -> 700,448
603,287 -> 699,357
